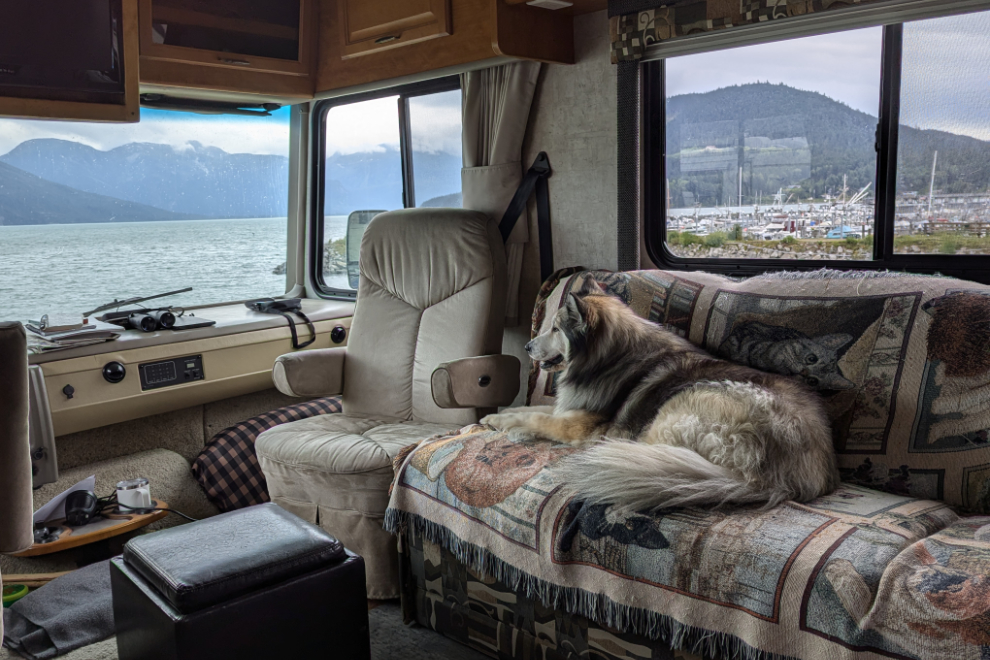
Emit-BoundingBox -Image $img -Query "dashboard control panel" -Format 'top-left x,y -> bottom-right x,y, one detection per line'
139,355 -> 204,391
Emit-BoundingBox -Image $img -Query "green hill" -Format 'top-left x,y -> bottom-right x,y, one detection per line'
665,83 -> 990,207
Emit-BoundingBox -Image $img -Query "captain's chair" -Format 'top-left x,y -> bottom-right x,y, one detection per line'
256,208 -> 521,599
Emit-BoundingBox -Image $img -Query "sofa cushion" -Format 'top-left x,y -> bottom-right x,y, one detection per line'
256,413 -> 458,599
387,425 -> 990,660
527,268 -> 990,513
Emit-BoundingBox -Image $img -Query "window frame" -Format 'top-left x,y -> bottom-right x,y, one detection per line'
309,75 -> 461,299
643,19 -> 990,283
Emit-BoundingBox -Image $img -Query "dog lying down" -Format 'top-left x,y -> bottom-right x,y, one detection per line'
482,277 -> 840,510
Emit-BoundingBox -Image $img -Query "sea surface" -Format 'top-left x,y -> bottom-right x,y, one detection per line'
0,216 -> 347,323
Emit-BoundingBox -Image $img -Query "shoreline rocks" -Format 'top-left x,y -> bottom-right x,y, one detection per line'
273,242 -> 346,275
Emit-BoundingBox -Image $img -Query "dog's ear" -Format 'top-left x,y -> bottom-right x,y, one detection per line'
565,292 -> 589,322
576,277 -> 604,297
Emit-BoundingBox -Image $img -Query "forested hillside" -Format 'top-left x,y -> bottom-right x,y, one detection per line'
665,83 -> 990,207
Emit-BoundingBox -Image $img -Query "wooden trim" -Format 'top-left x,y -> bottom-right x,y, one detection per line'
2,572 -> 73,588
492,0 -> 575,64
139,58 -> 315,98
10,502 -> 169,557
0,0 -> 140,123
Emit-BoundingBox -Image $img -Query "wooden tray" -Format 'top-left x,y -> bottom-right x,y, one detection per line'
12,501 -> 169,557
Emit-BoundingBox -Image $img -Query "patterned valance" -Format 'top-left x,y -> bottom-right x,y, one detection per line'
610,0 -> 891,63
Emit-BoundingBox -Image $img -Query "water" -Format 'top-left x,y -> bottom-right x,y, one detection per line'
0,216 -> 348,323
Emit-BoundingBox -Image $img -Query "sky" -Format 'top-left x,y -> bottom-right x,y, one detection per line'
665,11 -> 990,142
323,88 -> 461,156
665,26 -> 884,116
0,107 -> 292,158
0,88 -> 463,159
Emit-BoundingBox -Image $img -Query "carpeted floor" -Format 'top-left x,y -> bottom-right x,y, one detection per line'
1,602 -> 491,660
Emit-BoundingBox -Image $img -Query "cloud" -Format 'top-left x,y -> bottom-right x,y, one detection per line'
665,26 -> 884,116
0,107 -> 291,158
900,12 -> 990,141
409,89 -> 462,155
324,90 -> 462,156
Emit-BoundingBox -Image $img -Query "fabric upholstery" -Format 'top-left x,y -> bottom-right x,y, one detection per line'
461,61 -> 541,325
528,268 -> 990,514
0,322 -> 32,555
192,396 -> 342,512
389,424 -> 989,660
271,349 -> 346,398
431,355 -> 521,409
257,413 -> 458,599
342,209 -> 507,425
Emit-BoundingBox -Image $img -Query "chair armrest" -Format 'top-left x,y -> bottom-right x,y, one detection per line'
431,355 -> 521,409
272,348 -> 346,398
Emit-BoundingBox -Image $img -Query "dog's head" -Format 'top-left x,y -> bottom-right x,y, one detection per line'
526,277 -> 605,372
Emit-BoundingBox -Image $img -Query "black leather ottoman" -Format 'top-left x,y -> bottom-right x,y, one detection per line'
110,503 -> 370,660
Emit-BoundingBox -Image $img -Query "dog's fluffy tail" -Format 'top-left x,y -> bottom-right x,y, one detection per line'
557,442 -> 782,510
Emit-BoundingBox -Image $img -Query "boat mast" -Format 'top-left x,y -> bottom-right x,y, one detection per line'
928,151 -> 938,220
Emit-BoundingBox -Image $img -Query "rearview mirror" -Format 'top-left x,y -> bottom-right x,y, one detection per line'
345,210 -> 385,289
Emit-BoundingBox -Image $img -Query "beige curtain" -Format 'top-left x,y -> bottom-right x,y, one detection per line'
461,61 -> 541,326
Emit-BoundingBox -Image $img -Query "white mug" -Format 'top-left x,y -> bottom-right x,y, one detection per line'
116,478 -> 153,511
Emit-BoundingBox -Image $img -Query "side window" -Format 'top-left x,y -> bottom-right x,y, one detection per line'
894,11 -> 990,255
647,9 -> 990,279
316,79 -> 462,295
660,28 -> 883,261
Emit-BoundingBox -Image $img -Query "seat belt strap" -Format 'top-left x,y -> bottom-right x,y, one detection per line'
278,311 -> 317,349
498,152 -> 555,282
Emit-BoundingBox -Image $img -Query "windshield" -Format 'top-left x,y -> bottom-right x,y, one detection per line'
0,107 -> 291,323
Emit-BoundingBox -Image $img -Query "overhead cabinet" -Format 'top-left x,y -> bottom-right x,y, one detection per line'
317,0 -> 576,94
0,0 -> 139,122
339,0 -> 452,59
138,0 -> 318,99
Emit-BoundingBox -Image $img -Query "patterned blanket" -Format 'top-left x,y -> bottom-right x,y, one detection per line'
386,425 -> 990,660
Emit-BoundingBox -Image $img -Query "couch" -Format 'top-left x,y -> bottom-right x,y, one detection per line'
386,267 -> 990,660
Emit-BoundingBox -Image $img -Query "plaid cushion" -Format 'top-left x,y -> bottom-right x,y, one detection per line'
191,396 -> 343,512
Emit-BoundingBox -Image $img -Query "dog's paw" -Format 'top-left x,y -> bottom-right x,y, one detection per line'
481,413 -> 526,431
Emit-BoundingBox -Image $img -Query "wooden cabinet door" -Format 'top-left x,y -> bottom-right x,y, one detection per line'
139,0 -> 315,77
339,0 -> 452,59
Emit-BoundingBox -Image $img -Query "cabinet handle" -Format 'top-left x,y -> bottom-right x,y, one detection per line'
374,35 -> 400,44
219,57 -> 252,66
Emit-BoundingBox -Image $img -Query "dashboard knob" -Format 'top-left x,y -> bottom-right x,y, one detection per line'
330,326 -> 346,344
102,361 -> 126,384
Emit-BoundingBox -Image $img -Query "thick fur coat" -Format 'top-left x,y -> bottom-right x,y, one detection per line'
482,277 -> 840,510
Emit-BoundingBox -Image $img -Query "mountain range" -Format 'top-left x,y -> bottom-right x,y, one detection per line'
0,140 -> 462,225
4,83 -> 989,225
0,160 -> 193,225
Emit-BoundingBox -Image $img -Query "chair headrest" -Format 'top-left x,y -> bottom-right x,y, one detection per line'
359,208 -> 505,309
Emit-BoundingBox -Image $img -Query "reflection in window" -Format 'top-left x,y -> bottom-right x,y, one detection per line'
895,11 -> 990,255
663,28 -> 882,260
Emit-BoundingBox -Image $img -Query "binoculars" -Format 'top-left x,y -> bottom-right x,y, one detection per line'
128,309 -> 176,332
